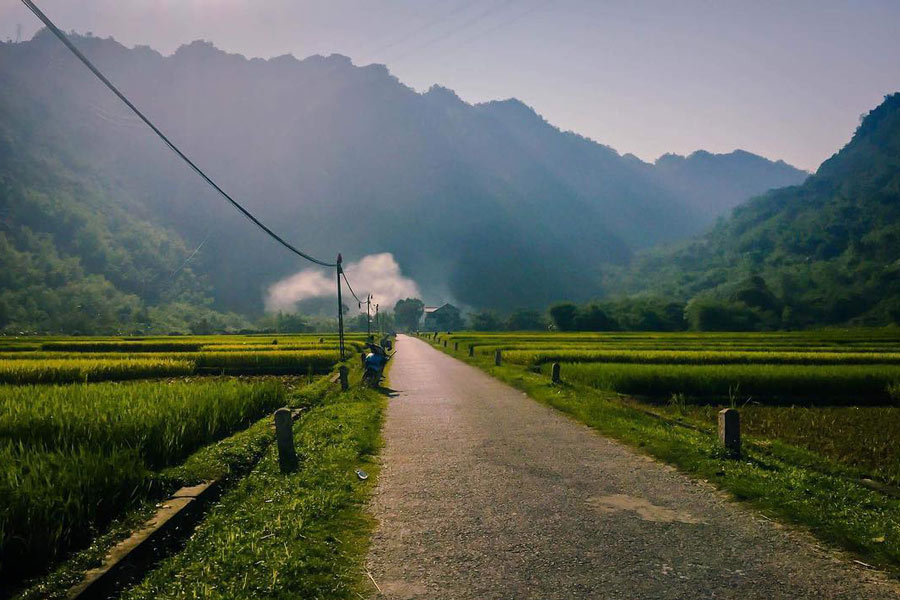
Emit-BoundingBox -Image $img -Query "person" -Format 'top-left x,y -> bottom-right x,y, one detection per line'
364,342 -> 388,380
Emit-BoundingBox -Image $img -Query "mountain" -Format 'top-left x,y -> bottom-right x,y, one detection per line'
612,93 -> 900,328
649,150 -> 807,222
0,32 -> 806,331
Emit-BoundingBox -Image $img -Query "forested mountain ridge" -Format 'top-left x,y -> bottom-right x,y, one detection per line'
611,93 -> 900,328
1,32 -> 806,331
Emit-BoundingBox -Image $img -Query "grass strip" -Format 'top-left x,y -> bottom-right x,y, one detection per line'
122,384 -> 384,600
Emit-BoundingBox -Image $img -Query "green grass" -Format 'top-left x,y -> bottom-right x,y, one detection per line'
0,379 -> 286,584
122,385 -> 385,600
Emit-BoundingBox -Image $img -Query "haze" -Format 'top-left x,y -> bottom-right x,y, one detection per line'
3,0 -> 900,171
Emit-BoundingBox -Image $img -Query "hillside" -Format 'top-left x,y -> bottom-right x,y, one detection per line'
613,93 -> 900,328
0,32 -> 806,331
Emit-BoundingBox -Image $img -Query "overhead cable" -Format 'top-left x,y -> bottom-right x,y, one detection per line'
20,0 -> 336,268
341,270 -> 364,305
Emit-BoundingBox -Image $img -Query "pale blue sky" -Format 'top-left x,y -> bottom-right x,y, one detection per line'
3,0 -> 899,170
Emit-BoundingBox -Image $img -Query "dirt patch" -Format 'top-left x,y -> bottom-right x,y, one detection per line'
586,494 -> 701,524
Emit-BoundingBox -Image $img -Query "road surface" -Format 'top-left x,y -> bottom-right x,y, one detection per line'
366,335 -> 897,599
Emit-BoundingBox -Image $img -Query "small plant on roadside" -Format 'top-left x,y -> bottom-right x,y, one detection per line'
669,392 -> 688,415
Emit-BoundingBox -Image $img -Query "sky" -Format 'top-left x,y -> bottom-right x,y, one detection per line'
3,0 -> 900,171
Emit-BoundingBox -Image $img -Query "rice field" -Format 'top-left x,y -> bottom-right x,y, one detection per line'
0,379 -> 286,582
0,333 -> 353,588
430,328 -> 900,486
0,357 -> 194,384
551,362 -> 900,404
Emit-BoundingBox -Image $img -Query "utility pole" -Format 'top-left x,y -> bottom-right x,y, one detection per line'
375,303 -> 380,337
365,294 -> 373,338
336,254 -> 345,360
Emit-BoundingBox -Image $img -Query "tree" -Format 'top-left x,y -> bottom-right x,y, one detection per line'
394,298 -> 424,331
470,311 -> 504,331
574,304 -> 617,331
549,303 -> 579,331
506,310 -> 546,331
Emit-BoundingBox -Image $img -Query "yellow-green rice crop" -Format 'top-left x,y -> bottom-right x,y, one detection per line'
555,362 -> 900,404
0,358 -> 194,384
193,350 -> 341,374
0,379 -> 285,582
504,349 -> 900,366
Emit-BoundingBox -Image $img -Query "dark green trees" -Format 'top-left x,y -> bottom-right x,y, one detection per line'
393,298 -> 425,332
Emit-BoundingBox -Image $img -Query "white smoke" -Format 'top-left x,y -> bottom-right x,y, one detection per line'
265,253 -> 421,313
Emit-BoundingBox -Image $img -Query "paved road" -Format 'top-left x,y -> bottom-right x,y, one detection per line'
366,335 -> 898,599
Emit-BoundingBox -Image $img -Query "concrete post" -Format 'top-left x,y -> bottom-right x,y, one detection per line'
551,362 -> 561,383
494,349 -> 502,366
339,366 -> 349,391
718,408 -> 740,457
274,408 -> 297,473
443,340 -> 447,347
469,345 -> 474,357
454,342 -> 459,351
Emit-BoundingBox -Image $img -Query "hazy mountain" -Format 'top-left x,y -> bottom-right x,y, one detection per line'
649,150 -> 807,221
0,32 -> 807,330
613,93 -> 900,327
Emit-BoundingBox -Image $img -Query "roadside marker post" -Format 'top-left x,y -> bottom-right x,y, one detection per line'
551,362 -> 561,383
275,408 -> 298,473
718,408 -> 741,457
339,366 -> 349,391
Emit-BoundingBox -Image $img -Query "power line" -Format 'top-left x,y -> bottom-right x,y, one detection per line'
20,0 -> 337,268
341,269 -> 364,305
170,229 -> 212,278
384,0 -> 515,64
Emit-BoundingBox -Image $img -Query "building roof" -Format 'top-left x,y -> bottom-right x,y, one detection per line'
423,303 -> 458,315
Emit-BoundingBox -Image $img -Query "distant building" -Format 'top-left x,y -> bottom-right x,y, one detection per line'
422,303 -> 462,331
